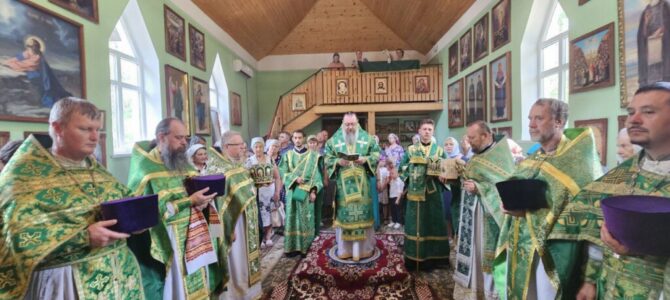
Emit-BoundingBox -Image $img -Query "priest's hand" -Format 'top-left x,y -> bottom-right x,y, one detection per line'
600,222 -> 630,256
354,157 -> 367,165
338,159 -> 350,167
296,177 -> 304,184
310,191 -> 317,202
88,219 -> 130,248
463,180 -> 478,194
576,282 -> 596,300
190,187 -> 217,210
438,175 -> 448,184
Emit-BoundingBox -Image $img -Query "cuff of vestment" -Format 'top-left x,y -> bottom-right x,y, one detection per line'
173,197 -> 192,214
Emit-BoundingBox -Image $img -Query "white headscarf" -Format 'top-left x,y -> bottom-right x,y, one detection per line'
265,139 -> 279,153
186,144 -> 206,168
444,137 -> 462,158
250,137 -> 265,152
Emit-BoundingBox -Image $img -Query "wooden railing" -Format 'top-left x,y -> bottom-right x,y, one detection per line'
267,64 -> 443,137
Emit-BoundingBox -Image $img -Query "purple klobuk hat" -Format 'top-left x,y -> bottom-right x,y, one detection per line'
601,195 -> 670,256
184,175 -> 226,197
101,194 -> 159,234
495,179 -> 548,211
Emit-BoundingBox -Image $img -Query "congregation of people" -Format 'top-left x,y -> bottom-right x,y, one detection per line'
1,82 -> 670,300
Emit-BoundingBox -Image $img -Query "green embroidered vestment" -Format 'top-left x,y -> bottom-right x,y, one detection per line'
324,125 -> 380,241
552,152 -> 669,299
495,128 -> 602,300
279,148 -> 323,253
0,136 -> 144,300
455,136 -> 516,285
206,148 -> 261,288
399,140 -> 450,265
127,141 -> 211,299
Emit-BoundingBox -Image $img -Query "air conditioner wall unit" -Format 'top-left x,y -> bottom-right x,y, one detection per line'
233,59 -> 254,78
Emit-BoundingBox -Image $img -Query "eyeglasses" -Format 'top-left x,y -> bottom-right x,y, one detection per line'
226,142 -> 244,146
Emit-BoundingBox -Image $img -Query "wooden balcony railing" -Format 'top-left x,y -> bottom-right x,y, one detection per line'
267,64 -> 442,137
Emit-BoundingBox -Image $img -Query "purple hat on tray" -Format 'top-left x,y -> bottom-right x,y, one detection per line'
184,175 -> 226,197
101,194 -> 159,234
601,195 -> 670,257
495,179 -> 548,211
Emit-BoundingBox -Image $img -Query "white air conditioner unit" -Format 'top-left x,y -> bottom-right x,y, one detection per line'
233,59 -> 254,78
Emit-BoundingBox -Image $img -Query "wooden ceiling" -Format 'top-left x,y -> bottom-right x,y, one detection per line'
193,0 -> 476,59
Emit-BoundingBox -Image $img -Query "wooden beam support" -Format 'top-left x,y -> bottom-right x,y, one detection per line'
367,111 -> 376,136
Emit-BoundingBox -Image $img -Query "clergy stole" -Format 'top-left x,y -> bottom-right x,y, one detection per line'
455,137 -> 515,286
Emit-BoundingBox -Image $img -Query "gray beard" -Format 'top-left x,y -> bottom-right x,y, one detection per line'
345,131 -> 357,146
160,143 -> 189,172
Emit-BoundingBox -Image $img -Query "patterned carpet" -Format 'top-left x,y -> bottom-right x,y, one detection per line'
259,226 -> 457,299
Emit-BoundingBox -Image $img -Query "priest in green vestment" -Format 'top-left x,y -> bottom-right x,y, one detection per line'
0,98 -> 144,299
494,99 -> 602,300
206,131 -> 262,300
399,119 -> 450,270
324,112 -> 381,261
454,121 -> 515,299
127,118 -> 220,300
279,130 -> 324,254
553,83 -> 670,300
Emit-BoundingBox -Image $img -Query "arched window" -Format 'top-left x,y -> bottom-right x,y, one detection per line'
209,54 -> 229,143
538,2 -> 569,101
520,0 -> 569,139
108,0 -> 159,155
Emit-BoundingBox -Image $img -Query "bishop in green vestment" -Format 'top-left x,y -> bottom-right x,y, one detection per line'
0,99 -> 143,299
127,118 -> 219,300
494,99 -> 602,300
399,119 -> 450,270
279,131 -> 324,254
552,83 -> 670,300
455,121 -> 516,299
206,131 -> 262,300
324,113 -> 380,261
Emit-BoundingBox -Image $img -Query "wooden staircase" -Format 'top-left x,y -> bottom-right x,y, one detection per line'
267,65 -> 443,137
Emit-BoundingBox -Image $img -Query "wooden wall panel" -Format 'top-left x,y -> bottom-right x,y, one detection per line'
271,65 -> 443,135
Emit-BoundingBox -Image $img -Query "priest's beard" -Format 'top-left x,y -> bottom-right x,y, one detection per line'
345,130 -> 357,146
160,143 -> 189,172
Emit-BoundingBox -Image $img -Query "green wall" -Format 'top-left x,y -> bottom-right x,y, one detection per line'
1,0 -> 259,183
431,0 -> 623,167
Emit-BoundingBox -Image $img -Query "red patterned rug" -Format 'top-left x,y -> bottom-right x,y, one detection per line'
268,233 -> 436,299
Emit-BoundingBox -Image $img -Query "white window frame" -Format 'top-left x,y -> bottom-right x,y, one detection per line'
538,2 -> 569,102
109,20 -> 147,155
209,54 -> 229,134
108,0 -> 160,156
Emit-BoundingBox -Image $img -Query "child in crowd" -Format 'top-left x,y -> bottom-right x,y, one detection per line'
377,159 -> 391,225
388,164 -> 405,229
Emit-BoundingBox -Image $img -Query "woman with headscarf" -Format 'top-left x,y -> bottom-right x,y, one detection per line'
266,139 -> 286,235
245,137 -> 282,248
186,143 -> 208,175
385,133 -> 405,168
443,137 -> 465,239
